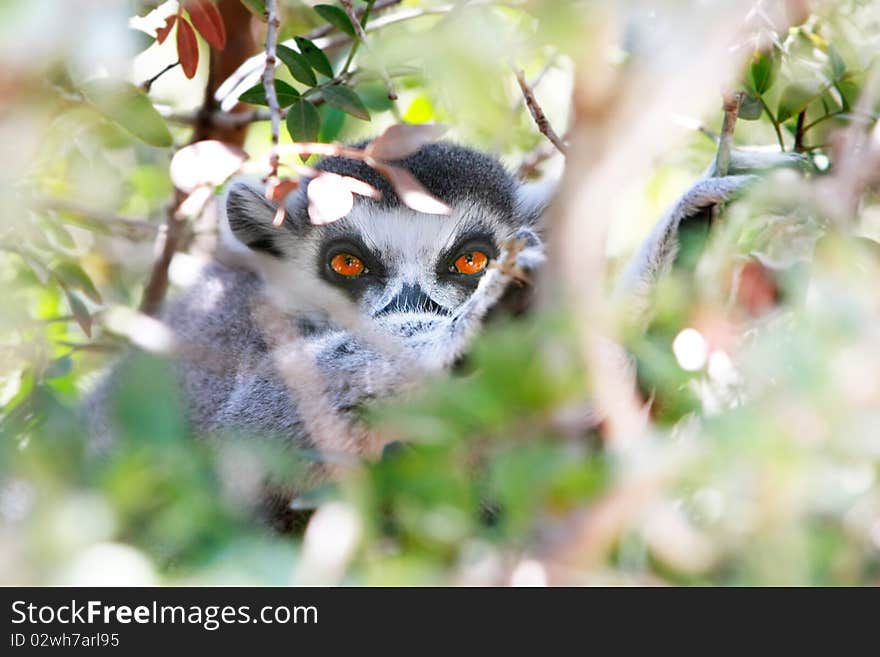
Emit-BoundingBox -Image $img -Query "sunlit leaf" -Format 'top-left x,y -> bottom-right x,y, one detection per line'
373,163 -> 450,215
748,51 -> 777,95
82,80 -> 173,147
777,83 -> 824,123
185,0 -> 227,50
238,80 -> 300,107
738,94 -> 763,121
176,17 -> 200,79
170,140 -> 248,192
60,286 -> 92,338
322,85 -> 370,121
294,37 -> 334,78
277,45 -> 317,86
367,123 -> 447,161
307,172 -> 355,224
155,15 -> 177,44
53,262 -> 102,304
314,4 -> 356,37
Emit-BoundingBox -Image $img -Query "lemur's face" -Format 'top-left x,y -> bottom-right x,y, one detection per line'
313,201 -> 508,323
224,142 -> 538,335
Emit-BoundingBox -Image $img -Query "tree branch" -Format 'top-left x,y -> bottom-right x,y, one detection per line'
262,0 -> 282,179
515,68 -> 567,155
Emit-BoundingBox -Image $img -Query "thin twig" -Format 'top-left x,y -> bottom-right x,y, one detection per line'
262,0 -> 282,179
36,199 -> 159,241
515,68 -> 567,155
140,61 -> 180,93
340,0 -> 398,100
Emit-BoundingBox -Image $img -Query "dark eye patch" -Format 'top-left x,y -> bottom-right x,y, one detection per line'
318,235 -> 386,300
437,232 -> 498,280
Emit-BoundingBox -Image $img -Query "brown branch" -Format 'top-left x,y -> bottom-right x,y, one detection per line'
140,0 -> 257,315
139,192 -> 187,316
515,68 -> 567,155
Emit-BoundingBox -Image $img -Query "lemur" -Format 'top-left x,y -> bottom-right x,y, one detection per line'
88,140 -> 801,518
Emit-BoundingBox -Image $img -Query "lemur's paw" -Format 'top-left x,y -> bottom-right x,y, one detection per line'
495,227 -> 545,284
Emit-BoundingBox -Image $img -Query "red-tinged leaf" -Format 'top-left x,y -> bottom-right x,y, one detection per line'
735,258 -> 780,316
61,286 -> 92,338
374,164 -> 450,215
366,123 -> 448,161
156,14 -> 177,44
185,0 -> 226,50
176,18 -> 200,79
267,178 -> 300,205
170,140 -> 248,192
307,173 -> 355,225
342,176 -> 381,199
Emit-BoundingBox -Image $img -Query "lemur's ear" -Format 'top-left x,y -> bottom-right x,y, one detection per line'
515,179 -> 557,227
224,180 -> 290,257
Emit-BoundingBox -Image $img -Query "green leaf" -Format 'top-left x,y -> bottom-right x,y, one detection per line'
319,105 -> 346,142
748,52 -> 777,96
238,80 -> 300,107
45,356 -> 73,380
828,45 -> 847,81
60,286 -> 92,338
285,99 -> 321,143
277,45 -> 317,86
240,0 -> 267,21
322,85 -> 370,121
739,93 -> 763,121
52,262 -> 102,303
82,80 -> 172,148
294,38 -> 334,78
777,83 -> 823,123
314,4 -> 356,37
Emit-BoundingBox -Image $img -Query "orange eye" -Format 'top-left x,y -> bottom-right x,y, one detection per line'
452,251 -> 489,275
330,253 -> 366,277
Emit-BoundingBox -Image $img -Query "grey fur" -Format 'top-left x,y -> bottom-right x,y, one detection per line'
87,140 -> 791,506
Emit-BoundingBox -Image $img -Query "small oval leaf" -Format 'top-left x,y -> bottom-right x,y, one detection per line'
738,94 -> 763,121
293,37 -> 334,78
53,262 -> 102,303
367,123 -> 448,161
285,98 -> 322,143
277,45 -> 317,86
748,51 -> 777,96
238,80 -> 300,107
314,4 -> 356,36
185,0 -> 227,50
156,14 -> 178,44
176,18 -> 200,79
322,85 -> 370,121
61,286 -> 93,338
307,172 -> 355,225
82,80 -> 173,147
374,164 -> 450,215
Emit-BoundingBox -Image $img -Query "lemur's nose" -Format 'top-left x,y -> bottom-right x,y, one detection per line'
377,283 -> 447,316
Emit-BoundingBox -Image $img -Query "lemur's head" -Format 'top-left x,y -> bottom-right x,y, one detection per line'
224,142 -> 543,331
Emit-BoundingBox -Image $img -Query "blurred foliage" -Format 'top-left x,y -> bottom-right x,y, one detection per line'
1,0 -> 880,585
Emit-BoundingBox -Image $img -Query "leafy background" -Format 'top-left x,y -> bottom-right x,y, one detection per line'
1,0 -> 880,585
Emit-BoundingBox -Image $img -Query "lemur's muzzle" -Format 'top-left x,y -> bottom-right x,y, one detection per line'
375,283 -> 449,317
